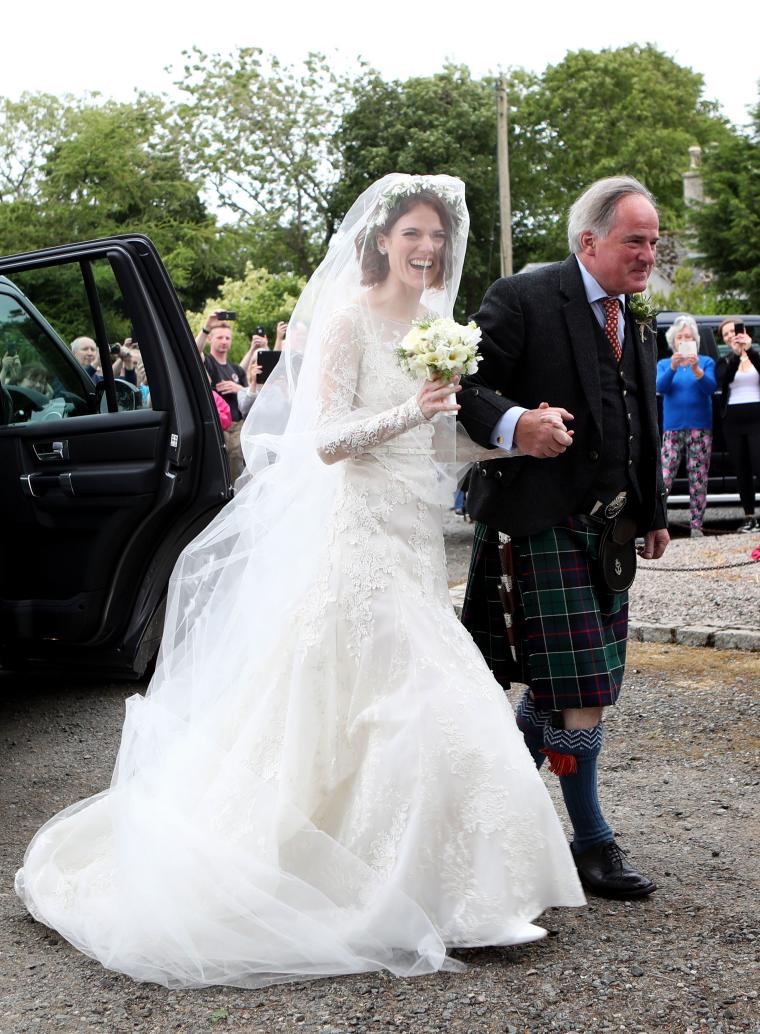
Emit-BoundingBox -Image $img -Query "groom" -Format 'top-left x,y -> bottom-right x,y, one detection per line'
458,176 -> 669,899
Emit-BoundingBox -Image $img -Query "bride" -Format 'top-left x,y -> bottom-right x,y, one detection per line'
16,174 -> 584,989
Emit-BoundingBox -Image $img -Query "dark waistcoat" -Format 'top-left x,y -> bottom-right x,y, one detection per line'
585,312 -> 643,507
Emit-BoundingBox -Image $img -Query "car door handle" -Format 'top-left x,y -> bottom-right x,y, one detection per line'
33,440 -> 69,462
19,472 -> 76,497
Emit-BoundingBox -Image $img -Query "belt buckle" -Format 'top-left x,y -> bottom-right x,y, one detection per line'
604,491 -> 627,520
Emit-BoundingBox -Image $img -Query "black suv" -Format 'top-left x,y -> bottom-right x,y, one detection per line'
0,236 -> 232,678
655,311 -> 760,506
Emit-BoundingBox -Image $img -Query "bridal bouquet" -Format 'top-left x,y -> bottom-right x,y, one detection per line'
397,317 -> 483,382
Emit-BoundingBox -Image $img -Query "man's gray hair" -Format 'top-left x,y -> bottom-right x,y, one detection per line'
567,176 -> 657,254
70,336 -> 95,355
665,314 -> 700,351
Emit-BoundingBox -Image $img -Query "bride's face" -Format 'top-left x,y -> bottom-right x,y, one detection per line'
377,203 -> 447,293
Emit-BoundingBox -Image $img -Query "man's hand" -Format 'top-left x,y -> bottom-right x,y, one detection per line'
637,528 -> 670,560
215,379 -> 243,395
514,401 -> 574,457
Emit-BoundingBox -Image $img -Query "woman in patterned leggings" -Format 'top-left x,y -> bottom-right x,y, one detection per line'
656,314 -> 717,536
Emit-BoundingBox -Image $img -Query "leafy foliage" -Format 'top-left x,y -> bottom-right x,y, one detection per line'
0,94 -> 234,314
331,65 -> 507,318
649,265 -> 734,315
173,49 -> 369,276
692,101 -> 760,310
514,45 -> 732,258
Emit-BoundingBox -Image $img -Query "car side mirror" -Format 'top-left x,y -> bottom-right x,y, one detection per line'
97,378 -> 142,413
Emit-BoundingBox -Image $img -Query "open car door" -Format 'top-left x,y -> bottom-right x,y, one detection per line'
0,235 -> 231,678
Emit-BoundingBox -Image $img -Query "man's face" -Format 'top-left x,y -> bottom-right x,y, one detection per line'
578,194 -> 659,296
208,328 -> 232,360
74,338 -> 98,366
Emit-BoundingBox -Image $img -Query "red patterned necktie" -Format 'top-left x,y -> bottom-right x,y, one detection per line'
602,296 -> 622,363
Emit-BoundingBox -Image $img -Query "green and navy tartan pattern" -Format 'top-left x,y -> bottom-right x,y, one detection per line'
463,517 -> 629,710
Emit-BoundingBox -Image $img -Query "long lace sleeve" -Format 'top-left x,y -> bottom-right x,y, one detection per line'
316,312 -> 426,465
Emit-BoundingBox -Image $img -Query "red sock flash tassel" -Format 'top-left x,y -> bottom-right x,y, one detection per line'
540,748 -> 578,776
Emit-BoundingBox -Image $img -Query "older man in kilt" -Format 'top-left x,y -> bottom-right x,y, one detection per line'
458,176 -> 670,899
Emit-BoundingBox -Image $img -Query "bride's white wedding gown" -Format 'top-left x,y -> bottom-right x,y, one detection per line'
16,308 -> 584,989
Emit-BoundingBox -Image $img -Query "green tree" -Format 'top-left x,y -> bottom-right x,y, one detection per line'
516,45 -> 732,257
173,49 -> 370,276
649,265 -> 731,315
331,65 -> 521,317
0,94 -> 236,317
692,102 -> 760,309
0,92 -> 68,202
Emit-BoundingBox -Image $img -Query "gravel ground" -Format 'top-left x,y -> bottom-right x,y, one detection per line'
2,514 -> 759,1034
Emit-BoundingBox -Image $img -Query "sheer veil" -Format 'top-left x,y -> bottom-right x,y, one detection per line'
152,174 -> 471,708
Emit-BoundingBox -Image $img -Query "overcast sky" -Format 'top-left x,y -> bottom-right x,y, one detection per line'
3,0 -> 757,128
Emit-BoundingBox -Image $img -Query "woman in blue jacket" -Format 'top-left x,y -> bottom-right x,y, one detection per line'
656,314 -> 717,537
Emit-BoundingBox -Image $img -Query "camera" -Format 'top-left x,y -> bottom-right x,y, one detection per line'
216,311 -> 237,322
110,344 -> 122,356
256,325 -> 266,337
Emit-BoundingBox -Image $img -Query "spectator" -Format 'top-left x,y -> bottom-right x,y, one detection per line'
212,389 -> 232,431
656,314 -> 717,537
112,339 -> 141,385
196,315 -> 259,482
19,363 -> 53,397
716,319 -> 760,532
70,336 -> 100,381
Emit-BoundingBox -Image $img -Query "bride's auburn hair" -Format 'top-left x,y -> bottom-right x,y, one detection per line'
356,190 -> 458,290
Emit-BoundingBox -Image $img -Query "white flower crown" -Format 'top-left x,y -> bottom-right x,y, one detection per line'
368,176 -> 465,231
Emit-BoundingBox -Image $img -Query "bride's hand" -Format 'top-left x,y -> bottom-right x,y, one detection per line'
417,375 -> 461,420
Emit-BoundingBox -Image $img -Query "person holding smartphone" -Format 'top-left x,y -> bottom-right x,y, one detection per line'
717,318 -> 760,532
656,314 -> 717,537
196,316 -> 260,482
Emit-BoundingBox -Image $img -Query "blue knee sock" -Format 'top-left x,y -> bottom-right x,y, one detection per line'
514,689 -> 549,769
544,723 -> 614,853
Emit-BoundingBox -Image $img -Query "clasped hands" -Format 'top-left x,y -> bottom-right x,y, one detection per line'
514,401 -> 574,457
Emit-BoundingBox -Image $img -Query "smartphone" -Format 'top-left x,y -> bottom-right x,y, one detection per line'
216,310 -> 237,322
256,325 -> 266,337
678,340 -> 698,357
733,321 -> 745,337
256,350 -> 281,384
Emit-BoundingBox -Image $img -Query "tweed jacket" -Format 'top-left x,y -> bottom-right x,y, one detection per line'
458,255 -> 667,538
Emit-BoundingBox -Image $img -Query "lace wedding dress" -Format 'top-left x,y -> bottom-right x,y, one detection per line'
16,304 -> 584,989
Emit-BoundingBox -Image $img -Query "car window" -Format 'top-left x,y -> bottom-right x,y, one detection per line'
0,290 -> 93,425
0,257 -> 153,427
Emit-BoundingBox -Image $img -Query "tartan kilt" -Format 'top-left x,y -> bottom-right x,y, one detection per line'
462,517 -> 629,710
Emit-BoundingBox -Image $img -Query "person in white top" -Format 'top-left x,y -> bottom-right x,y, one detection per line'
717,319 -> 760,532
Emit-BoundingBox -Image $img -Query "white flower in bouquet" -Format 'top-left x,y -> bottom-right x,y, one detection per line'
397,317 -> 483,382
